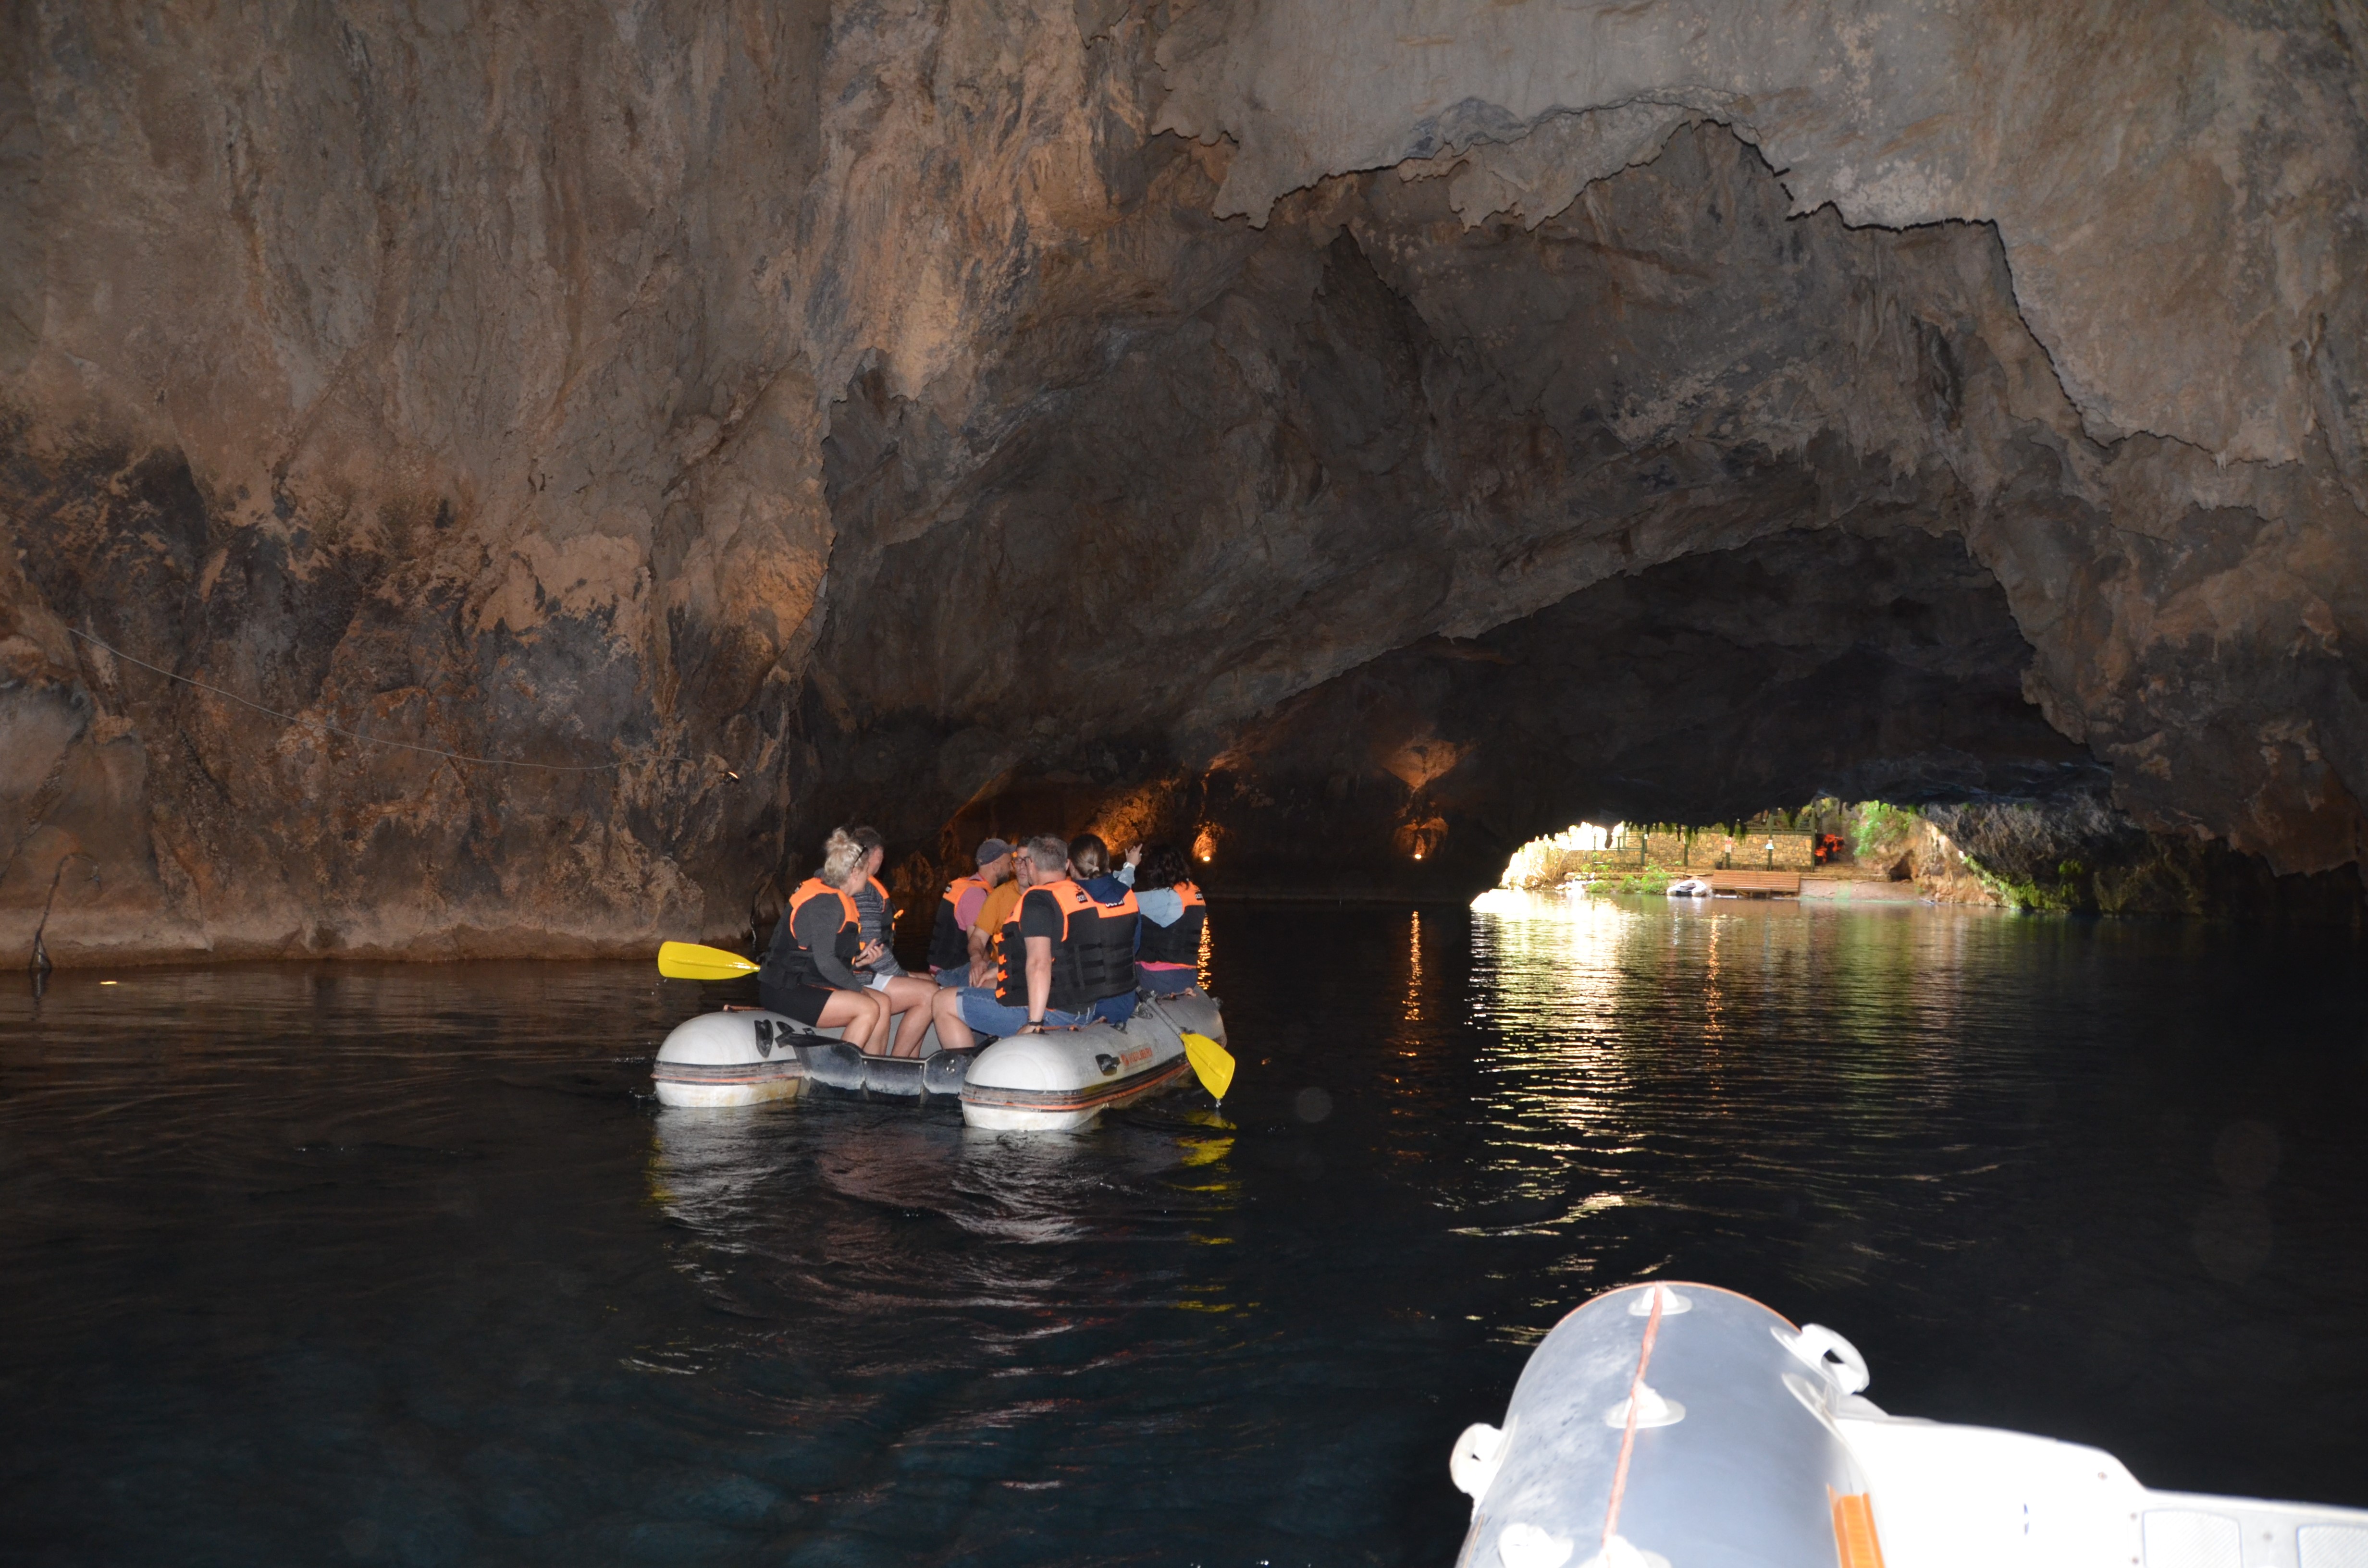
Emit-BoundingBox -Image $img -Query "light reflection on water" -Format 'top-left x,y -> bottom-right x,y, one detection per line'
2,905 -> 2366,1564
1451,895 -> 2015,1315
1440,893 -> 2368,1458
1405,909 -> 1424,1021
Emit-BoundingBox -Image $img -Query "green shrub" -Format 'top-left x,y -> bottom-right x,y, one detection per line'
1965,856 -> 2081,912
1853,801 -> 1912,860
1584,868 -> 1675,896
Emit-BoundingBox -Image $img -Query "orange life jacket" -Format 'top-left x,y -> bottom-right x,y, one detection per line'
928,873 -> 989,970
993,878 -> 1105,1012
1084,886 -> 1138,998
1136,880 -> 1205,967
763,877 -> 861,991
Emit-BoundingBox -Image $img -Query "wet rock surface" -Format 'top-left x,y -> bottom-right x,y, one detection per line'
3,1 -> 2365,958
1919,798 -> 2368,924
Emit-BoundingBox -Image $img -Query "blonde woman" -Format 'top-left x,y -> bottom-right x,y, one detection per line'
847,825 -> 947,1057
756,829 -> 892,1050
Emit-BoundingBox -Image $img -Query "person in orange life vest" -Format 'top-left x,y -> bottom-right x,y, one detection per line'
966,850 -> 1028,988
928,837 -> 1014,988
1066,833 -> 1140,1024
1131,841 -> 1206,998
756,828 -> 892,1049
929,835 -> 1109,1048
845,826 -> 944,1058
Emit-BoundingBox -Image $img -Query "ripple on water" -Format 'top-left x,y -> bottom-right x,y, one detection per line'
2,910 -> 2365,1564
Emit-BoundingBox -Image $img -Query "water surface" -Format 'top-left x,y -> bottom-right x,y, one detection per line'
3,895 -> 2364,1565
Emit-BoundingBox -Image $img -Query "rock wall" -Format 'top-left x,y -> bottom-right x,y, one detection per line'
3,0 -> 2365,960
1920,798 -> 2368,924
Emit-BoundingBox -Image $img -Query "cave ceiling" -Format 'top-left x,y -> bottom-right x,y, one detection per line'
1,0 -> 2364,956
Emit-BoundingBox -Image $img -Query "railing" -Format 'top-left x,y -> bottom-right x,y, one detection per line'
1554,831 -> 1822,874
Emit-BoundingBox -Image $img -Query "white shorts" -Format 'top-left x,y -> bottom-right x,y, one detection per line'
864,970 -> 897,991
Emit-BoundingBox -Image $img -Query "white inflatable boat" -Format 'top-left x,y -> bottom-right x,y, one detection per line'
1665,877 -> 1713,898
1449,1282 -> 2368,1568
647,1009 -> 974,1106
956,990 -> 1221,1131
651,991 -> 1222,1131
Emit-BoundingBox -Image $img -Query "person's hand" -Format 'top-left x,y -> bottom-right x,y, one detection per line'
856,940 -> 886,968
1017,1021 -> 1046,1035
1124,843 -> 1144,868
969,958 -> 991,987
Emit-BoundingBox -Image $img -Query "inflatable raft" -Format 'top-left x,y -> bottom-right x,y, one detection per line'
650,991 -> 1222,1131
1449,1281 -> 2368,1568
958,990 -> 1221,1131
647,1009 -> 973,1106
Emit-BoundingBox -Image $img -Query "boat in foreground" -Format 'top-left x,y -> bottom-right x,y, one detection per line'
1450,1281 -> 2368,1568
651,991 -> 1222,1131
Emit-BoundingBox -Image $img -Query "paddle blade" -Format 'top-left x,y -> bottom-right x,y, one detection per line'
1180,1031 -> 1235,1103
657,941 -> 760,981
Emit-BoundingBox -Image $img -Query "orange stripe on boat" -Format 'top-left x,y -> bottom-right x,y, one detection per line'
961,1060 -> 1189,1112
1829,1490 -> 1886,1568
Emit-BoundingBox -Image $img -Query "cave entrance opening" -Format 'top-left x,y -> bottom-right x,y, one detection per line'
1498,800 -> 1957,895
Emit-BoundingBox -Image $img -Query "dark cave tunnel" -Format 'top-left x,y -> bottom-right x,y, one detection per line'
779,128 -> 2332,924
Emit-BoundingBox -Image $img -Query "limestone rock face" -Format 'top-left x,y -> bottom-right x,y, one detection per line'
2,0 -> 846,956
2,0 -> 2365,959
1157,0 -> 2368,474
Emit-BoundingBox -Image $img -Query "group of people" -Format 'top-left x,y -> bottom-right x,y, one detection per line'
755,828 -> 1207,1057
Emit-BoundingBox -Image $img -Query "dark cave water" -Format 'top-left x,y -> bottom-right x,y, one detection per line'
3,896 -> 2366,1567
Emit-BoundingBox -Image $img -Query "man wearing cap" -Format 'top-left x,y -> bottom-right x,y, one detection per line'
927,838 -> 1015,987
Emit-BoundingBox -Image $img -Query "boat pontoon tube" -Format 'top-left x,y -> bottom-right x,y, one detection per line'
652,1011 -> 972,1106
650,1010 -> 812,1107
957,991 -> 1220,1131
1450,1282 -> 2368,1568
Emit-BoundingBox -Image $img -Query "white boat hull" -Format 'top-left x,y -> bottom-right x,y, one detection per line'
1449,1282 -> 2368,1568
653,992 -> 1224,1121
651,1009 -> 971,1106
651,1010 -> 813,1108
958,991 -> 1222,1131
655,1076 -> 807,1109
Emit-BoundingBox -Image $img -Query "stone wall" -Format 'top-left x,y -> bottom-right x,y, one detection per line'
1514,831 -> 1820,887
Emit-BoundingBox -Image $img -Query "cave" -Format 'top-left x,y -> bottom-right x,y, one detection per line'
4,3 -> 2367,960
15,9 -> 2368,1563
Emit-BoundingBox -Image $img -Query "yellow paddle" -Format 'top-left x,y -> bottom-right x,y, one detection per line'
1180,1031 -> 1235,1104
657,941 -> 760,981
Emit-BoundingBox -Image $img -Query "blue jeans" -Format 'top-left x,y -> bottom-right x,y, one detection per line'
956,987 -> 1092,1037
1089,991 -> 1138,1025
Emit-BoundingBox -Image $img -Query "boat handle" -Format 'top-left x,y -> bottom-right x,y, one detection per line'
1780,1323 -> 1871,1395
1449,1417 -> 1512,1502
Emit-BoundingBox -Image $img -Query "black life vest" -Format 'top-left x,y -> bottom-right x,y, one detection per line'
1136,880 -> 1205,966
928,873 -> 990,970
761,878 -> 860,991
1084,885 -> 1138,998
993,879 -> 1106,1013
